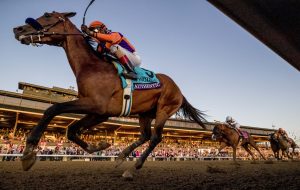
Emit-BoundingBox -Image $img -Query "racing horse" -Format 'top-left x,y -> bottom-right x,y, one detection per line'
270,133 -> 298,160
270,133 -> 281,160
212,123 -> 266,161
13,11 -> 206,178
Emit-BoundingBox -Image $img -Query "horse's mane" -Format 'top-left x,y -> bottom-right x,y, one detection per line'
83,36 -> 119,64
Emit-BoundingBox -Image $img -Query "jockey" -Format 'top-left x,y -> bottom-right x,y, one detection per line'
81,21 -> 141,80
275,128 -> 291,142
225,116 -> 243,137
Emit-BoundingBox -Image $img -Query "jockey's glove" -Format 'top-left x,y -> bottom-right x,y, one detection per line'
81,25 -> 94,36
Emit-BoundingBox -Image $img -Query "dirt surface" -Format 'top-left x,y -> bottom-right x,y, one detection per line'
0,160 -> 299,190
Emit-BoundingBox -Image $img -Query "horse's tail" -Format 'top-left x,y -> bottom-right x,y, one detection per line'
178,96 -> 207,129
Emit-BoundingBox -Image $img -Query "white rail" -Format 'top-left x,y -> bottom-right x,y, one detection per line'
0,154 -> 249,161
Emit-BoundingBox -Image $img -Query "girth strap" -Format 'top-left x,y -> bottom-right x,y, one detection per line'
119,79 -> 132,116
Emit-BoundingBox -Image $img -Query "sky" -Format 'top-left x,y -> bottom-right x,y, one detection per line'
0,0 -> 299,141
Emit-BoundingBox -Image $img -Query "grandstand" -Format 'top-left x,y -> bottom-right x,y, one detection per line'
0,82 -> 275,143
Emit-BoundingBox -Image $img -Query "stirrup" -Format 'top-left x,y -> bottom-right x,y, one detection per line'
122,72 -> 137,80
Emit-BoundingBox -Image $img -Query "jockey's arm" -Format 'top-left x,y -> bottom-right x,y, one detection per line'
234,123 -> 241,129
93,32 -> 121,44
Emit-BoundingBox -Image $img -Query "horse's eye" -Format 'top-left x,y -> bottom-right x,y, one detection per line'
44,13 -> 51,18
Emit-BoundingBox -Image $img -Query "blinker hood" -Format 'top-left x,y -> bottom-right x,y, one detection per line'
25,17 -> 43,31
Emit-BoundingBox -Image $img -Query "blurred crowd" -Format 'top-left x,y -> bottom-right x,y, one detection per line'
1,128 -> 299,161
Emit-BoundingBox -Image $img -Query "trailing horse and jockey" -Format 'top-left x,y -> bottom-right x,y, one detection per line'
212,122 -> 266,162
269,129 -> 298,160
13,11 -> 207,179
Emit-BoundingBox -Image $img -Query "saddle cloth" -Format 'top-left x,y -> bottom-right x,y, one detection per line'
240,131 -> 249,139
112,62 -> 161,90
109,58 -> 161,117
227,124 -> 249,139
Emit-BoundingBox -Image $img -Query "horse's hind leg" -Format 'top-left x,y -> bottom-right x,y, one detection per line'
122,114 -> 166,179
242,144 -> 256,160
134,111 -> 169,170
250,143 -> 266,160
67,114 -> 110,154
115,113 -> 152,168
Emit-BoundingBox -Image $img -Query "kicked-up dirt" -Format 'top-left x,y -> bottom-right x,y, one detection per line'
0,160 -> 299,190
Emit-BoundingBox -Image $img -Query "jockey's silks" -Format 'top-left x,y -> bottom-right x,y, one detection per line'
93,32 -> 135,53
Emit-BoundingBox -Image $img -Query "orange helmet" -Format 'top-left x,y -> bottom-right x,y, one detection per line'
89,20 -> 106,29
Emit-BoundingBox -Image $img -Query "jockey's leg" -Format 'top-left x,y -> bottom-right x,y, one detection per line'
236,128 -> 244,138
110,45 -> 138,79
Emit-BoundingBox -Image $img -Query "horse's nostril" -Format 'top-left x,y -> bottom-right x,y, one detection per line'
17,27 -> 24,31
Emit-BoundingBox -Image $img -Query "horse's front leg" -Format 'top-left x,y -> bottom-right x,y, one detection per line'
22,99 -> 95,171
215,142 -> 227,157
232,146 -> 237,162
67,114 -> 110,154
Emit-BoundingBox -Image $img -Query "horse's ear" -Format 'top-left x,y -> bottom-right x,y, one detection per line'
64,12 -> 76,18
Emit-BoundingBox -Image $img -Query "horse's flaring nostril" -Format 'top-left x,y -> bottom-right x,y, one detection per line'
17,26 -> 24,32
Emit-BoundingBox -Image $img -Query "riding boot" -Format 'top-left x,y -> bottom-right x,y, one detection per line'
237,128 -> 243,138
119,55 -> 138,80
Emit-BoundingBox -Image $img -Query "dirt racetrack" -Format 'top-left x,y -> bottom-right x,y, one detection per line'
0,160 -> 299,190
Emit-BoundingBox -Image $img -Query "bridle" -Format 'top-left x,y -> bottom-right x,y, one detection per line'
20,13 -> 84,46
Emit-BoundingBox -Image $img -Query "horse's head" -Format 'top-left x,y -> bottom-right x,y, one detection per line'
269,133 -> 276,141
211,123 -> 226,140
13,11 -> 77,46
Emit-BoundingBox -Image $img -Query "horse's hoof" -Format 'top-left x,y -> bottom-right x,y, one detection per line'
122,170 -> 133,180
134,159 -> 144,170
21,151 -> 37,171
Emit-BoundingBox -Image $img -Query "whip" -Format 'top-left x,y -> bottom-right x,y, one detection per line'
82,0 -> 95,26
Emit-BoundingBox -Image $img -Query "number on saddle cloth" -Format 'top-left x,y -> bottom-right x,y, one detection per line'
111,61 -> 161,90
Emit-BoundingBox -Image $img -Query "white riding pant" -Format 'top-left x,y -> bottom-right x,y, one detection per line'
110,44 -> 142,67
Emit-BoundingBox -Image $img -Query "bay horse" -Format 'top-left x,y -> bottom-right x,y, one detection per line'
13,11 -> 206,178
270,133 -> 281,160
269,133 -> 298,160
212,123 -> 266,161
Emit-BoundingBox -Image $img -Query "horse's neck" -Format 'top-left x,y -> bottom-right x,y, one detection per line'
62,21 -> 106,77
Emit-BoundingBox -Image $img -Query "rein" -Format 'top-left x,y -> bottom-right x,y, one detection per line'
24,0 -> 96,46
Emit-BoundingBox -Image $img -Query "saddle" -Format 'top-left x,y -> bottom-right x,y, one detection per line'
239,131 -> 249,139
104,53 -> 161,90
226,124 -> 249,139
